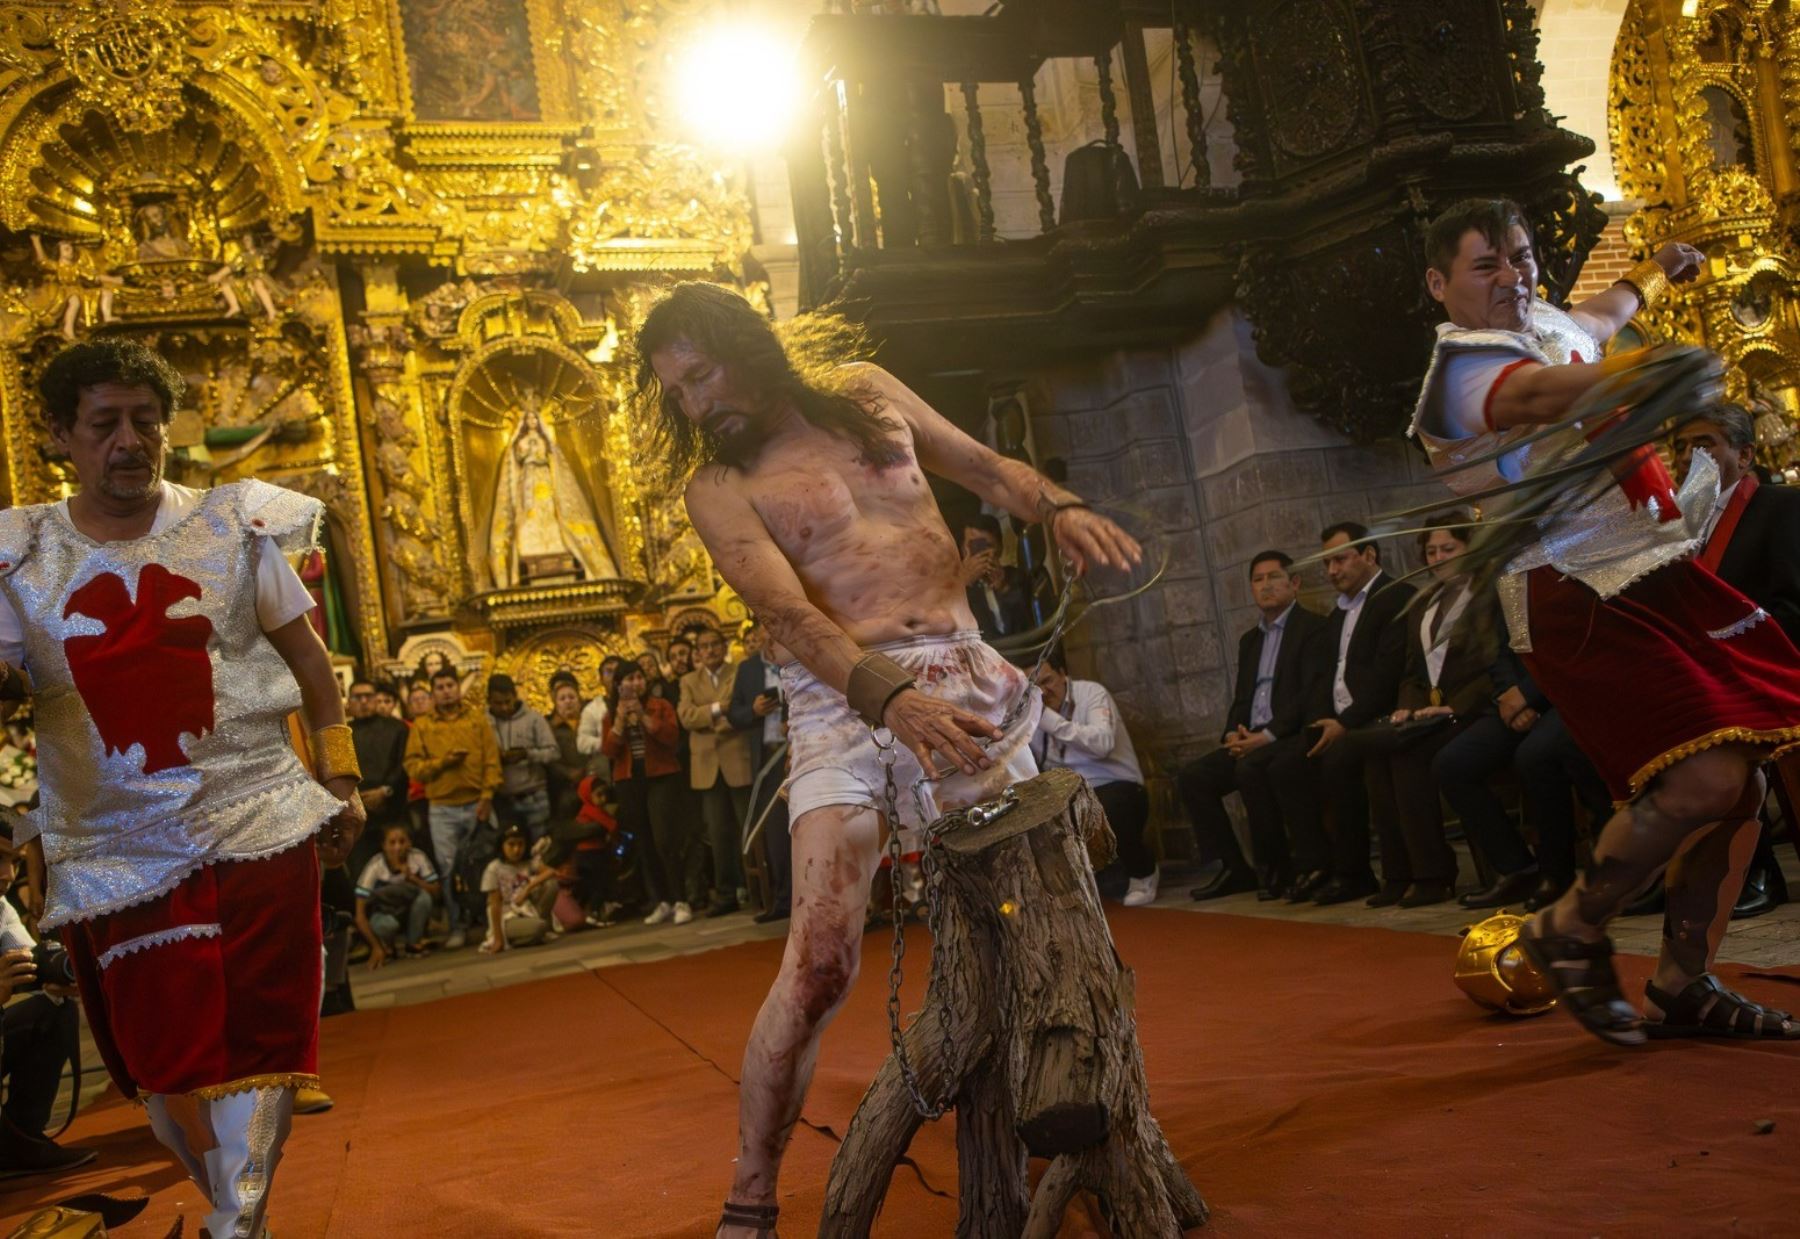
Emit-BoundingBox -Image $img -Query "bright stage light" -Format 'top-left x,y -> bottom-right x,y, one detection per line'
674,22 -> 802,153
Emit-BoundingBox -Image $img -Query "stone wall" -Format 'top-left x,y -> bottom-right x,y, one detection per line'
1022,307 -> 1454,857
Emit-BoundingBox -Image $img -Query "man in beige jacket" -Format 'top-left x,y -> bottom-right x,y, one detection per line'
679,627 -> 752,916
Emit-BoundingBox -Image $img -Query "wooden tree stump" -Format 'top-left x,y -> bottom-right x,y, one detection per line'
820,768 -> 1206,1238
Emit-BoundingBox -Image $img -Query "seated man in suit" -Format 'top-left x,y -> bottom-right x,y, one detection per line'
1179,550 -> 1328,901
959,514 -> 1034,639
1269,521 -> 1415,904
1672,403 -> 1800,917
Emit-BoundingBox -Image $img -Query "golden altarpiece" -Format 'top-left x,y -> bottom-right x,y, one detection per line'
0,0 -> 760,709
1611,0 -> 1800,472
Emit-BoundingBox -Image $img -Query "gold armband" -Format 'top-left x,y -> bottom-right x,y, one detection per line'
1617,259 -> 1671,311
310,723 -> 362,784
846,653 -> 916,729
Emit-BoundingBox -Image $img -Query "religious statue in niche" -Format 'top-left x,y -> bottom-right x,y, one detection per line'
209,231 -> 285,319
486,387 -> 616,587
399,0 -> 542,122
133,201 -> 194,263
31,236 -> 121,339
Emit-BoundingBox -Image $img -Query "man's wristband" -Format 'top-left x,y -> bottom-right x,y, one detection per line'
846,653 -> 916,728
310,723 -> 362,783
1616,259 -> 1672,311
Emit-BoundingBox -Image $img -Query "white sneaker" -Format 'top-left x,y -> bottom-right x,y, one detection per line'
443,929 -> 467,950
1122,869 -> 1161,908
672,901 -> 694,925
643,901 -> 673,926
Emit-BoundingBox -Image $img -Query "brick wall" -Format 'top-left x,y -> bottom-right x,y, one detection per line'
1568,202 -> 1636,303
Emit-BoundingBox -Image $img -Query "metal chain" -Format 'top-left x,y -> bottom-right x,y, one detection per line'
877,567 -> 1082,1120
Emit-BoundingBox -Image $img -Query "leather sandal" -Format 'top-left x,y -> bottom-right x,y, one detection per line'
718,1200 -> 780,1238
1517,930 -> 1646,1047
1643,974 -> 1800,1040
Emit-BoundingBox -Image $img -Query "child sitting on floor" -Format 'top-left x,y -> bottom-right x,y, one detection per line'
355,823 -> 440,969
480,824 -> 555,952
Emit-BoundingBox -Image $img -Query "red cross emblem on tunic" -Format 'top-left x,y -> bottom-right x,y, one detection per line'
63,564 -> 216,774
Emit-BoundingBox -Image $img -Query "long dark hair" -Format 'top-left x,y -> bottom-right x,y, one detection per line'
633,282 -> 903,479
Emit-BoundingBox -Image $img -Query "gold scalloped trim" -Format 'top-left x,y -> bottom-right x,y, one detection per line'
1626,729 -> 1800,798
189,1072 -> 319,1101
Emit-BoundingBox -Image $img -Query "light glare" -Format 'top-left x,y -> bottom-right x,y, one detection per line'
676,23 -> 801,152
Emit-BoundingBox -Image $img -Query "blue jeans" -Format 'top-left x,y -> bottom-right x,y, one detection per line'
369,886 -> 434,949
429,801 -> 481,930
511,787 -> 551,839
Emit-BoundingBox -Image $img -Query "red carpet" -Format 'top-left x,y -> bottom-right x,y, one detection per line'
5,910 -> 1800,1237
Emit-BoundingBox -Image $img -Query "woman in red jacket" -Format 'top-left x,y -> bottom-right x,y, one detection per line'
601,660 -> 700,925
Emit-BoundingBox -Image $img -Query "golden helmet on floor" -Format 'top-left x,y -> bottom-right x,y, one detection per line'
1454,912 -> 1558,1016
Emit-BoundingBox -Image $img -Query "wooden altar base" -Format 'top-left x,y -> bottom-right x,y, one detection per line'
4,911 -> 1799,1236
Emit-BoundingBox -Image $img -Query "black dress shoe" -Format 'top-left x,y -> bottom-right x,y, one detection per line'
1523,875 -> 1570,913
0,1119 -> 98,1179
1364,884 -> 1407,908
1256,886 -> 1284,903
1398,879 -> 1456,908
705,899 -> 741,918
1621,881 -> 1664,918
1732,862 -> 1789,920
1457,867 -> 1539,911
1190,867 -> 1257,901
1284,870 -> 1328,903
753,905 -> 791,924
1312,876 -> 1377,906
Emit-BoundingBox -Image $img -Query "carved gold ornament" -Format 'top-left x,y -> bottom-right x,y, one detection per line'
58,0 -> 188,134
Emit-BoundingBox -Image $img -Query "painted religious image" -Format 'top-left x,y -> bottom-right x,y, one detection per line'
400,0 -> 542,122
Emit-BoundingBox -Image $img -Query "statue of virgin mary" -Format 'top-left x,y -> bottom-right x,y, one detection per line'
485,389 -> 617,588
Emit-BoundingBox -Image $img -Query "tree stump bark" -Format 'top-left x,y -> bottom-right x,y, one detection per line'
820,768 -> 1205,1237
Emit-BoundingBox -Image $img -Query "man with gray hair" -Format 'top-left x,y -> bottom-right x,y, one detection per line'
1671,402 -> 1800,917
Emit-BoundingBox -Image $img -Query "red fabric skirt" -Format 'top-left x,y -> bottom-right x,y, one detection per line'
62,840 -> 322,1099
1523,560 -> 1800,801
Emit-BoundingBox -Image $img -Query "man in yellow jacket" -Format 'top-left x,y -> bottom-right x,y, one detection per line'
404,666 -> 501,949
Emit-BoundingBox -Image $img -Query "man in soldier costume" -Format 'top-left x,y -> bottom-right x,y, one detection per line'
0,340 -> 366,1237
1412,198 -> 1800,1045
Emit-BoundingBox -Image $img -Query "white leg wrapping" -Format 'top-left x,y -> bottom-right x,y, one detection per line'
201,1086 -> 293,1239
144,1094 -> 212,1197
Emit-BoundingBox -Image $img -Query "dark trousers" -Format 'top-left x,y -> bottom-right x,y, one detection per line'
1435,708 -> 1610,885
1180,735 -> 1317,885
1365,720 -> 1471,887
1094,780 -> 1154,879
1291,727 -> 1379,883
1,994 -> 78,1136
618,773 -> 702,906
747,776 -> 792,910
695,776 -> 749,899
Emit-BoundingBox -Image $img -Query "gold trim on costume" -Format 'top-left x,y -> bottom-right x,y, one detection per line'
1617,259 -> 1672,311
1626,729 -> 1800,797
308,724 -> 361,784
190,1072 -> 320,1101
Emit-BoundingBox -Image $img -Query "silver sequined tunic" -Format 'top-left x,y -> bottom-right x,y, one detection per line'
0,480 -> 342,929
1408,301 -> 1717,647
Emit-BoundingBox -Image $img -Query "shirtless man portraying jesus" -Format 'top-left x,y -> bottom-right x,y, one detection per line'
635,283 -> 1141,1239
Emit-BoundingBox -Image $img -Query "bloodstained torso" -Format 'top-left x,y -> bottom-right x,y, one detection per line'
734,415 -> 978,648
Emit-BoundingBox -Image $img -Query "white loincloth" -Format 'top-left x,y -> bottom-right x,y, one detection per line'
780,629 -> 1040,838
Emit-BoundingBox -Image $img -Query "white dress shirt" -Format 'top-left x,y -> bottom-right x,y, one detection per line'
1701,478 -> 1742,548
1034,679 -> 1142,787
1332,572 -> 1382,715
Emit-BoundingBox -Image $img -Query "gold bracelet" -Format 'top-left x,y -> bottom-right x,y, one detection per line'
1617,259 -> 1672,311
310,723 -> 362,784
